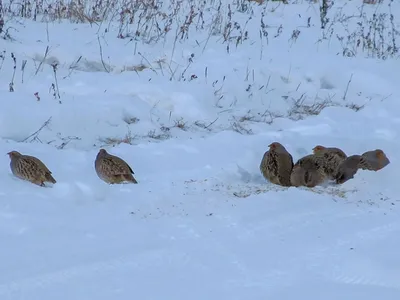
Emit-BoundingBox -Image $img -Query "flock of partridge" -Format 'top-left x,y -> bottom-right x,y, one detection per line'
6,143 -> 390,189
260,143 -> 390,188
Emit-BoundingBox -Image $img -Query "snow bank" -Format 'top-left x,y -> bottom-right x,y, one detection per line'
0,0 -> 399,299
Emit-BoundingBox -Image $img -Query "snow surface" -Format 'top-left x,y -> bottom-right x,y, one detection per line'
0,0 -> 400,299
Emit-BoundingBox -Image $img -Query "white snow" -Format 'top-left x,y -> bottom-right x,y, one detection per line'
0,0 -> 400,299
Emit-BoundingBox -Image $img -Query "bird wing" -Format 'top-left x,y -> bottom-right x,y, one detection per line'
103,155 -> 134,175
278,152 -> 294,178
26,156 -> 52,174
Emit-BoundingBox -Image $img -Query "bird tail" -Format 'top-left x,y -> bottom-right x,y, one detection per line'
123,174 -> 138,184
46,173 -> 57,184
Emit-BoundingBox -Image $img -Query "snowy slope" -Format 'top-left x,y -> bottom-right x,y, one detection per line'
0,0 -> 400,299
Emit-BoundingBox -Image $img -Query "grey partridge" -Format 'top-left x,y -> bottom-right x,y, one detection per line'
8,151 -> 56,186
291,154 -> 326,187
260,142 -> 293,187
359,149 -> 390,171
312,145 -> 347,159
312,145 -> 347,180
335,155 -> 362,184
95,149 -> 138,184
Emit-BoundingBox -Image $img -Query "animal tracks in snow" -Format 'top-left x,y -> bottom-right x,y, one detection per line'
331,267 -> 400,291
304,219 -> 400,289
0,248 -> 189,298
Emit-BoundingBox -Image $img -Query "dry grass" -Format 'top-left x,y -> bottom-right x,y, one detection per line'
100,127 -> 136,146
287,93 -> 336,121
346,103 -> 365,112
147,128 -> 171,141
0,0 -> 396,61
123,116 -> 140,124
121,64 -> 149,73
173,118 -> 187,130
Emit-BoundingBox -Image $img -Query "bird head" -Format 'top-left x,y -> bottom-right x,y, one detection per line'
312,145 -> 326,153
375,149 -> 389,170
97,149 -> 108,157
7,151 -> 22,159
268,142 -> 281,150
375,149 -> 384,159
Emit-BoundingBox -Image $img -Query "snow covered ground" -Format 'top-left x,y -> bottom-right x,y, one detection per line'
0,0 -> 399,299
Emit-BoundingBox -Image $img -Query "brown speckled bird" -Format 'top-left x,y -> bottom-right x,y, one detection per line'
291,154 -> 326,187
312,145 -> 347,180
7,151 -> 56,186
359,149 -> 390,171
312,145 -> 347,160
335,155 -> 362,184
95,149 -> 138,184
260,142 -> 293,187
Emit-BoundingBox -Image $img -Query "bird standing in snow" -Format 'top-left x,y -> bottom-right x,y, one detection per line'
335,149 -> 390,184
95,149 -> 138,184
359,149 -> 390,171
260,142 -> 293,187
335,155 -> 363,184
312,145 -> 347,160
290,154 -> 326,187
7,151 -> 56,186
312,145 -> 347,180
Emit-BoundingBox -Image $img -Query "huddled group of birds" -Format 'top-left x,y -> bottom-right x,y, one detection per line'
7,149 -> 138,186
6,142 -> 390,189
260,142 -> 390,188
